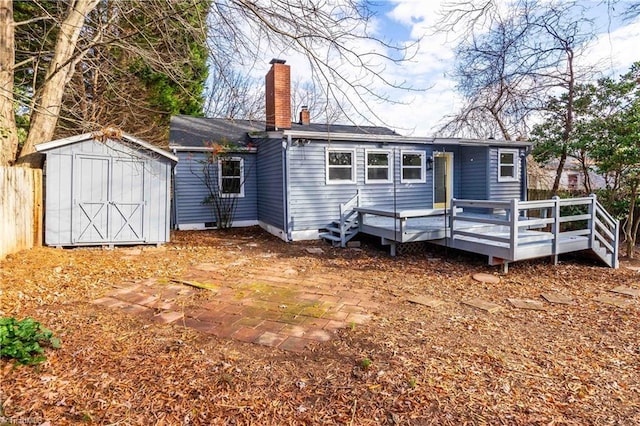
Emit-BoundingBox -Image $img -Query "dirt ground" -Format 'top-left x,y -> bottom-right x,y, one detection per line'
1,227 -> 639,425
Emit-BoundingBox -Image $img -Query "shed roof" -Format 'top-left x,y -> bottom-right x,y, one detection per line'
35,131 -> 178,162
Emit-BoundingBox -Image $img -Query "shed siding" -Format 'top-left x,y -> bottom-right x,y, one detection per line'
42,138 -> 173,246
488,146 -> 524,200
145,158 -> 172,242
44,152 -> 73,245
287,142 -> 435,232
459,146 -> 488,200
256,139 -> 285,229
174,151 -> 258,226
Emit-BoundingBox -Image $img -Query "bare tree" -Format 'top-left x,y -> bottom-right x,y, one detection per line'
204,68 -> 263,120
1,0 -> 419,168
206,1 -> 419,127
290,77 -> 349,125
0,0 -> 17,166
15,0 -> 100,168
436,0 -> 599,193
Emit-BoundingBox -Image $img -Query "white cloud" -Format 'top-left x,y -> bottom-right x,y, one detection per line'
228,0 -> 639,138
577,15 -> 640,77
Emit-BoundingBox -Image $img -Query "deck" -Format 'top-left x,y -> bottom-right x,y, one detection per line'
348,196 -> 619,271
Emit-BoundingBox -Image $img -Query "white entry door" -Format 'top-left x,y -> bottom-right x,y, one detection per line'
433,152 -> 453,209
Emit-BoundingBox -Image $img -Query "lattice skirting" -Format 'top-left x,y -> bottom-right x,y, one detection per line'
396,241 -> 428,255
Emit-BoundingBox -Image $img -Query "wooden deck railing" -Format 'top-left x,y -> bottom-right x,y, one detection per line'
450,195 -> 619,268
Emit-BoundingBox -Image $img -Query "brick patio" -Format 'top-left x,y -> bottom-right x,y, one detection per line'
93,264 -> 378,352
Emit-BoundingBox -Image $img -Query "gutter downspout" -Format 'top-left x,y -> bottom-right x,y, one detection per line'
283,135 -> 292,241
171,148 -> 179,230
521,147 -> 530,201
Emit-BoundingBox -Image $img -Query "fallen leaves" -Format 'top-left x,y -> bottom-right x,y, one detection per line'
1,228 -> 639,424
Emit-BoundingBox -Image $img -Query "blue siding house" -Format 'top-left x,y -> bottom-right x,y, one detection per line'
169,59 -> 529,241
170,59 -> 619,269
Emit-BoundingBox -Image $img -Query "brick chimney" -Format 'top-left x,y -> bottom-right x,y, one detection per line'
299,105 -> 310,125
265,58 -> 291,130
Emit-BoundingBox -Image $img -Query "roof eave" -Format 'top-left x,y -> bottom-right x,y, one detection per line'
169,145 -> 258,153
35,132 -> 178,162
281,130 -> 432,143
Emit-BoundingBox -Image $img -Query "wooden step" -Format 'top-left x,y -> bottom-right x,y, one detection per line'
331,220 -> 358,228
592,246 -> 613,267
319,232 -> 341,242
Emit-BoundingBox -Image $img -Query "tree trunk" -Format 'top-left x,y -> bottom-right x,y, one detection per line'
552,150 -> 567,194
16,0 -> 99,168
552,49 -> 575,195
624,184 -> 638,259
0,0 -> 18,166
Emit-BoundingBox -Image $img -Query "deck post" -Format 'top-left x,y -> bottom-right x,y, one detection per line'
450,198 -> 457,240
509,199 -> 518,261
588,193 -> 596,250
613,218 -> 619,268
551,196 -> 560,265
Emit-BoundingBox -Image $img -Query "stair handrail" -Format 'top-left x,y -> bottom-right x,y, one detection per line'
339,190 -> 360,247
590,194 -> 619,268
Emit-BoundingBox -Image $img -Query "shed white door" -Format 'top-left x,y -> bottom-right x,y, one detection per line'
73,156 -> 145,244
110,159 -> 145,242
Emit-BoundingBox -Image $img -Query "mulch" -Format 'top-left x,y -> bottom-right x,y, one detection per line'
1,227 -> 639,425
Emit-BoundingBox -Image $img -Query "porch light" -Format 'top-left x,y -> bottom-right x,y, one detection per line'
426,155 -> 433,171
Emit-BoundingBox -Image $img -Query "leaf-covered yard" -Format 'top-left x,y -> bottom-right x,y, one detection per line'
1,228 -> 638,425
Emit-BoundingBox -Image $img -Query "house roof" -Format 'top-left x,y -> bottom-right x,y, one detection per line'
169,115 -> 400,150
169,116 -> 264,149
35,131 -> 178,162
169,115 -> 531,149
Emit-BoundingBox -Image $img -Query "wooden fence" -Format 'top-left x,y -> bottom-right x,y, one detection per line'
0,166 -> 43,259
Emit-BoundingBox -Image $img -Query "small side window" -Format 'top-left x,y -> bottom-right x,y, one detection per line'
218,157 -> 244,197
498,149 -> 519,182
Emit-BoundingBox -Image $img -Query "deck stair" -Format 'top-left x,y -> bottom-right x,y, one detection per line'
320,191 -> 360,247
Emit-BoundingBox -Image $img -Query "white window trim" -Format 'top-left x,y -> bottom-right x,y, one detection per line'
364,149 -> 393,184
400,150 -> 426,183
325,148 -> 357,185
218,157 -> 245,198
498,149 -> 519,182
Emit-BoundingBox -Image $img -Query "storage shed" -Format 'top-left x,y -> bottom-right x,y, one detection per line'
35,131 -> 177,247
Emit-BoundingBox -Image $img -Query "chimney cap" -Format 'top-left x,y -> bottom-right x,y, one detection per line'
270,58 -> 286,65
301,105 -> 308,110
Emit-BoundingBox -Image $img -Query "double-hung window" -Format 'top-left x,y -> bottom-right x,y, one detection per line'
401,151 -> 425,183
326,149 -> 356,184
365,150 -> 392,183
498,149 -> 519,182
218,157 -> 244,197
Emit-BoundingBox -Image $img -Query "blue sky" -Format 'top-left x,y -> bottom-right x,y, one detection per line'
363,0 -> 640,136
249,1 -> 640,136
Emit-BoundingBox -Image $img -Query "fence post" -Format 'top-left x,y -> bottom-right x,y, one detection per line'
551,195 -> 560,265
33,169 -> 43,247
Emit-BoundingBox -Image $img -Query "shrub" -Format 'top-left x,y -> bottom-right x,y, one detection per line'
0,317 -> 61,365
